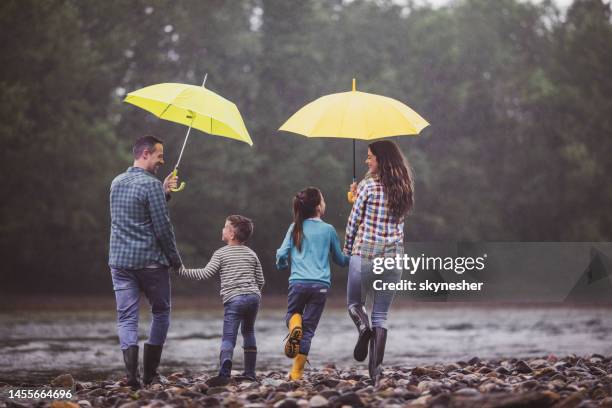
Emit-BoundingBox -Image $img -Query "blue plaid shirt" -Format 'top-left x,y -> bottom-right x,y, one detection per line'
109,167 -> 182,269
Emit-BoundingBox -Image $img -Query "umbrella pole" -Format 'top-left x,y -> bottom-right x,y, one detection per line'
170,116 -> 194,192
174,122 -> 193,170
173,73 -> 206,169
352,138 -> 356,182
175,73 -> 208,166
347,138 -> 357,204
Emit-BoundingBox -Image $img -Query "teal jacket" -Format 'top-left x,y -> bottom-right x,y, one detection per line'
276,218 -> 350,287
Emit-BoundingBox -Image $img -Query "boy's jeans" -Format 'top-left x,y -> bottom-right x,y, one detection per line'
220,293 -> 260,375
111,267 -> 171,350
285,282 -> 328,355
347,255 -> 402,329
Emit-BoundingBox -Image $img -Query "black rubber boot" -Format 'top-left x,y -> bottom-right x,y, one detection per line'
122,345 -> 141,390
142,343 -> 163,386
348,304 -> 372,362
207,349 -> 233,386
218,349 -> 233,377
368,327 -> 387,386
242,347 -> 257,380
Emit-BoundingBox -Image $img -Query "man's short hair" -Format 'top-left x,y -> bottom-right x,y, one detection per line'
227,215 -> 254,243
133,135 -> 163,159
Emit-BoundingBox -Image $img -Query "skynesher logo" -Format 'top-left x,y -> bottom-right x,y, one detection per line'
372,254 -> 488,275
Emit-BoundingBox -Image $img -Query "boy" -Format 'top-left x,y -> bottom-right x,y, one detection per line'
178,215 -> 264,384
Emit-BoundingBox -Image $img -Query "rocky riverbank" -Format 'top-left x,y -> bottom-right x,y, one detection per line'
2,354 -> 612,407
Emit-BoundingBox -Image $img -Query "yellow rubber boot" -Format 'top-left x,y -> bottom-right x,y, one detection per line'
285,313 -> 302,358
289,353 -> 307,380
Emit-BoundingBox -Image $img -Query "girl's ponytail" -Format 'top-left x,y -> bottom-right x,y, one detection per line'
291,187 -> 322,252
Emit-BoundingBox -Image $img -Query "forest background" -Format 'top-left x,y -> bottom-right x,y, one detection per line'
1,0 -> 611,295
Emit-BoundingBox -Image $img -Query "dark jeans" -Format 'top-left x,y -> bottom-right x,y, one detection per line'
221,294 -> 260,357
111,267 -> 171,350
285,282 -> 328,355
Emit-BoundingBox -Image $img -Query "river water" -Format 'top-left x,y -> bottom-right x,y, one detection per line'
1,306 -> 611,385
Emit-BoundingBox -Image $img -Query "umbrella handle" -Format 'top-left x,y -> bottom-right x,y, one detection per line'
347,191 -> 356,203
170,168 -> 186,192
347,177 -> 356,204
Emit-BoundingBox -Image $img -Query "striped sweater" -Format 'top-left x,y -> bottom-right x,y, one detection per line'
179,244 -> 264,304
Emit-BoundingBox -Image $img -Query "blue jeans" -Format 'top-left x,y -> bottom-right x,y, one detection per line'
111,267 -> 171,350
220,293 -> 260,374
285,282 -> 328,355
347,256 -> 402,329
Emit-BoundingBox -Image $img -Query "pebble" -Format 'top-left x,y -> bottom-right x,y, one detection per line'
262,378 -> 285,387
50,403 -> 79,408
454,387 -> 481,397
515,360 -> 534,374
308,395 -> 329,407
274,398 -> 298,408
4,355 -> 612,408
51,374 -> 75,388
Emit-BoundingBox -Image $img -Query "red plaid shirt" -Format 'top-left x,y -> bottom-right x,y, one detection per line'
344,175 -> 404,259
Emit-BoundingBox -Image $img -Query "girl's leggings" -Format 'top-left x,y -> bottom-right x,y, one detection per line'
285,282 -> 328,355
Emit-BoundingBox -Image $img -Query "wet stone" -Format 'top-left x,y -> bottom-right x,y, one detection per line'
274,398 -> 299,408
117,402 -> 140,408
51,374 -> 76,388
334,392 -> 364,407
201,396 -> 222,407
21,356 -> 612,408
515,360 -> 533,374
319,390 -> 340,399
454,387 -> 481,397
468,357 -> 481,366
308,395 -> 329,407
207,386 -> 228,395
154,391 -> 170,400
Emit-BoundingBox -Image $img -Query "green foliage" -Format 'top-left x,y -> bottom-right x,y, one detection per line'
1,0 -> 611,294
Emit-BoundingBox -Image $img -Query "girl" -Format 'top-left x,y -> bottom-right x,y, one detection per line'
344,140 -> 414,386
276,187 -> 349,380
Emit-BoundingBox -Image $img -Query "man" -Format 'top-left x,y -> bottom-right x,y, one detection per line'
109,135 -> 182,389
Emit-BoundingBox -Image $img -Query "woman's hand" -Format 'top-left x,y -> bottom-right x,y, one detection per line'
347,182 -> 357,203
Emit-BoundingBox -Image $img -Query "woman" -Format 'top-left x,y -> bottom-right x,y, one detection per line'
344,140 -> 414,385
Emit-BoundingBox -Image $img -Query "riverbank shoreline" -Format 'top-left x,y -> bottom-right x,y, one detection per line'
2,355 -> 612,407
2,295 -> 612,312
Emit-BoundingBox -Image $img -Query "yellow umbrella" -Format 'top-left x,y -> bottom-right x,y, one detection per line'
280,79 -> 429,139
124,75 -> 252,191
279,79 -> 429,201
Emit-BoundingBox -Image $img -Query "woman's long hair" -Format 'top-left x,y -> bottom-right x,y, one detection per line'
368,140 -> 414,218
292,187 -> 322,252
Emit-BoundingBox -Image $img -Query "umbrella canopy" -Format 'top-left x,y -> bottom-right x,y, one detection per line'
279,79 -> 429,201
124,78 -> 252,192
279,79 -> 429,139
125,82 -> 252,146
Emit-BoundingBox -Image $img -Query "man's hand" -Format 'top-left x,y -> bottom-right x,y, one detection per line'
350,182 -> 357,196
163,172 -> 179,194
